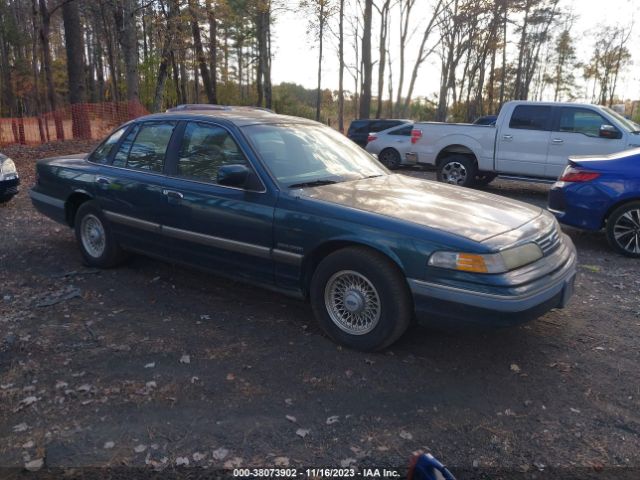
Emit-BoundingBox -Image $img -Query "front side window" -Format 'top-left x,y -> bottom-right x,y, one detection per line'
244,123 -> 388,187
176,122 -> 249,184
509,106 -> 552,131
89,126 -> 127,164
558,108 -> 612,137
112,121 -> 176,172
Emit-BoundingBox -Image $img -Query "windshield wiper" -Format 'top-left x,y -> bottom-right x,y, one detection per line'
288,179 -> 339,189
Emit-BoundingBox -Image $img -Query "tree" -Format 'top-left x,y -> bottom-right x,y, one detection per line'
62,0 -> 91,139
114,0 -> 140,104
550,27 -> 577,101
358,0 -> 372,118
189,0 -> 216,103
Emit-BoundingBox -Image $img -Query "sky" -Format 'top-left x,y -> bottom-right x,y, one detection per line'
269,0 -> 639,103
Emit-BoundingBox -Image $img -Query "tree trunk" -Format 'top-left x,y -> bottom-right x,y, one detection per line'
153,0 -> 178,112
375,0 -> 390,119
315,2 -> 324,122
38,0 -> 64,139
206,0 -> 218,104
114,0 -> 140,104
359,0 -> 373,119
62,0 -> 91,139
189,0 -> 215,104
338,0 -> 344,132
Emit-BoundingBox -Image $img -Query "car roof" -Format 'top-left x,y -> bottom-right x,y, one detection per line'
137,106 -> 320,128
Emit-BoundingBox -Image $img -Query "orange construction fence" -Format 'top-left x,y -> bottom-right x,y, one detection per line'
0,101 -> 149,147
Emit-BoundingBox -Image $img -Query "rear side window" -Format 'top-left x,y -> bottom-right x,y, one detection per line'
112,121 -> 176,172
349,121 -> 369,134
89,126 -> 127,164
176,122 -> 249,184
558,108 -> 610,137
389,125 -> 413,136
509,106 -> 552,131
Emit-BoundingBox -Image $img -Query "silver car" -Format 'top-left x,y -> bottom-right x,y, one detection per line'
365,123 -> 416,169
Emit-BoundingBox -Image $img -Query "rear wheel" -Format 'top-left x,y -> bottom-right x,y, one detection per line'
437,155 -> 478,187
606,201 -> 640,257
310,247 -> 412,351
378,148 -> 402,169
74,201 -> 127,268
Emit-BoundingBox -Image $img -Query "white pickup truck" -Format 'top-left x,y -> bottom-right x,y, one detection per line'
407,100 -> 640,187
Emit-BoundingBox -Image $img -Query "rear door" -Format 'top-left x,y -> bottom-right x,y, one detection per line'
161,121 -> 276,285
545,107 -> 628,178
94,120 -> 178,256
494,105 -> 552,176
384,124 -> 414,157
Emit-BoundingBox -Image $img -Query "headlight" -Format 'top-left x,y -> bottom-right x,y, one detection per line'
0,158 -> 17,180
428,243 -> 543,274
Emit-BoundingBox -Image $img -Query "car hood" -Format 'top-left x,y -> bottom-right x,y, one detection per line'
299,174 -> 543,243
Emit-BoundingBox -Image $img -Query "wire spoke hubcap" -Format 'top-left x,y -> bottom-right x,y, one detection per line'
324,270 -> 381,335
442,162 -> 467,185
613,208 -> 640,254
81,214 -> 106,258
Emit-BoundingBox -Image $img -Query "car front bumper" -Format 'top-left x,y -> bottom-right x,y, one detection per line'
0,176 -> 20,198
408,236 -> 577,327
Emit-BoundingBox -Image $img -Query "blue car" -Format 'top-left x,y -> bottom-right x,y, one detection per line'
549,148 -> 640,257
30,106 -> 577,350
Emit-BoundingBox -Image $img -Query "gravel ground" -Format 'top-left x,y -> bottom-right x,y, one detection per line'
1,142 -> 639,479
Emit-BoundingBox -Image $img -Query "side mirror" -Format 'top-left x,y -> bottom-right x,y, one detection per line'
599,124 -> 621,139
217,164 -> 249,187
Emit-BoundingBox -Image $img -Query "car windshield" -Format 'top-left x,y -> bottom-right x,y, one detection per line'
242,123 -> 388,188
602,107 -> 640,133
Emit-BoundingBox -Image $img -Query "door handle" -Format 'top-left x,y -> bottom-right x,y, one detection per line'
551,138 -> 564,144
502,134 -> 513,140
96,176 -> 110,185
162,189 -> 184,200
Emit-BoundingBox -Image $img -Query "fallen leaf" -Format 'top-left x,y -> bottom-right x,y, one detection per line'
104,441 -> 115,449
193,452 -> 207,462
176,456 -> 189,466
274,456 -> 290,467
134,444 -> 147,453
510,363 -> 521,373
179,355 -> 191,364
226,373 -> 235,381
296,428 -> 310,438
212,447 -> 229,460
25,458 -> 44,472
13,423 -> 28,432
286,415 -> 297,423
341,458 -> 357,468
144,362 -> 155,369
399,430 -> 413,440
326,415 -> 339,425
224,457 -> 243,468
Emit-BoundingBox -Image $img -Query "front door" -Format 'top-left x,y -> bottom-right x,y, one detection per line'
545,107 -> 629,178
495,104 -> 552,177
161,121 -> 276,285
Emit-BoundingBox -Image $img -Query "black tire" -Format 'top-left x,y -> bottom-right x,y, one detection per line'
606,201 -> 640,257
310,246 -> 412,351
0,194 -> 15,204
74,200 -> 127,268
474,172 -> 497,187
436,155 -> 478,187
378,148 -> 402,170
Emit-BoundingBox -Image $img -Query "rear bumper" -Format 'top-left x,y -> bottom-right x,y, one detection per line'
408,238 -> 577,327
29,188 -> 67,225
0,177 -> 20,198
548,182 -> 608,231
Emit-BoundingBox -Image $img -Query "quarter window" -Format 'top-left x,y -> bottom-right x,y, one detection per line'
176,122 -> 248,184
89,126 -> 127,164
389,125 -> 413,136
558,108 -> 611,137
112,121 -> 176,172
509,105 -> 552,131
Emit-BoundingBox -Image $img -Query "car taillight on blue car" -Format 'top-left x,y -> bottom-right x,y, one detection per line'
559,163 -> 601,182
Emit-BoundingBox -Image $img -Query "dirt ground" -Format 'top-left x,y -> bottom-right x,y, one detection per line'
1,142 -> 639,479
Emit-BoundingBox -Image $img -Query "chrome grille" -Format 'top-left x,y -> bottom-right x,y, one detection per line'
535,227 -> 561,255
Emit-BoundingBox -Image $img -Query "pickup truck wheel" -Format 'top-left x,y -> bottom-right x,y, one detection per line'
437,155 -> 477,187
378,148 -> 401,169
310,247 -> 412,351
75,201 -> 126,268
475,172 -> 497,187
606,201 -> 640,257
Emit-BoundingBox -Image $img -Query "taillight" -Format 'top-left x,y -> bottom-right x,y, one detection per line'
559,165 -> 600,182
411,129 -> 422,144
367,134 -> 377,143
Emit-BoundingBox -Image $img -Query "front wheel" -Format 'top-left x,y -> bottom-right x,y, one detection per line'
437,155 -> 478,187
310,247 -> 412,351
606,201 -> 640,257
74,201 -> 127,268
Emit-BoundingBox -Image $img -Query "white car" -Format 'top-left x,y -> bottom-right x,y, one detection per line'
365,123 -> 416,169
409,100 -> 640,187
